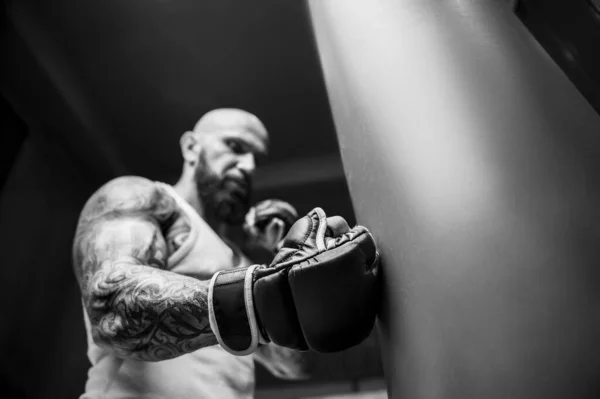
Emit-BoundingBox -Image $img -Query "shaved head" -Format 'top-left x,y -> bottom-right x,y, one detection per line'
193,108 -> 269,146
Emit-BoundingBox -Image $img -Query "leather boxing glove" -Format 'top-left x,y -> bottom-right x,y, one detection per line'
243,199 -> 298,253
208,207 -> 380,355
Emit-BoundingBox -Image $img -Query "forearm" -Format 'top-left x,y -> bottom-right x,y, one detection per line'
86,260 -> 216,361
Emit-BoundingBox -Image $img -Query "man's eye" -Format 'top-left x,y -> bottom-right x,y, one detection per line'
226,140 -> 243,154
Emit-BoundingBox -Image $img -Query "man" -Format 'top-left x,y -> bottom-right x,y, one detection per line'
72,108 -> 379,398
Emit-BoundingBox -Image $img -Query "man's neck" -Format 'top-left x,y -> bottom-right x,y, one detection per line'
173,178 -> 204,218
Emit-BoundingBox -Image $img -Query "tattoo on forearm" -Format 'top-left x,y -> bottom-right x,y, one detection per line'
88,264 -> 215,361
73,177 -> 210,362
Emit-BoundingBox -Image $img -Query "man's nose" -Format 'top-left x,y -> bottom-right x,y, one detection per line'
237,153 -> 256,174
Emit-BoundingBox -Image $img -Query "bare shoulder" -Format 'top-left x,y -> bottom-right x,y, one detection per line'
72,176 -> 178,285
78,176 -> 175,224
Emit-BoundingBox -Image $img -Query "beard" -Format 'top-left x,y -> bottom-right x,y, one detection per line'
194,153 -> 251,225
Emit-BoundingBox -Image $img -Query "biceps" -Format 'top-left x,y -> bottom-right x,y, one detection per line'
97,217 -> 168,266
74,216 -> 169,291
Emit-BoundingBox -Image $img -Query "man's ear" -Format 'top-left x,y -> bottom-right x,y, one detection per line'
180,131 -> 202,164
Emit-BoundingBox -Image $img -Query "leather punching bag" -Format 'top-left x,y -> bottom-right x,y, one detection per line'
308,1 -> 600,398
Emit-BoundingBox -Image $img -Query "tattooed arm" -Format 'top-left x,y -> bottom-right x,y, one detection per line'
73,176 -> 216,362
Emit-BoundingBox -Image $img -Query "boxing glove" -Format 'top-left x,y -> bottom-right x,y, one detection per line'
208,207 -> 380,355
243,199 -> 298,253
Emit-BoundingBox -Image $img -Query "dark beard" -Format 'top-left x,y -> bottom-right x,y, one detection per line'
194,155 -> 251,225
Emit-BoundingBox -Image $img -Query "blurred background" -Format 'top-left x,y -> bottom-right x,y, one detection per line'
1,0 -> 600,398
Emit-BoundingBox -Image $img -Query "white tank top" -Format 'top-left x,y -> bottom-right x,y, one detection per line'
80,183 -> 255,399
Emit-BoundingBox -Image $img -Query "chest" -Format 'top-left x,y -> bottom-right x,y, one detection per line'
163,206 -> 250,280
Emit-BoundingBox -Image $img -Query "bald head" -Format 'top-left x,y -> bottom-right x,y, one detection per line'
193,108 -> 269,145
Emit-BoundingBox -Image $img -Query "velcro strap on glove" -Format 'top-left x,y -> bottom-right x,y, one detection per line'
208,265 -> 265,355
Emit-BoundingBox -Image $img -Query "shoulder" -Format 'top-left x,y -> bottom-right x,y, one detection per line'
72,176 -> 177,281
78,176 -> 176,223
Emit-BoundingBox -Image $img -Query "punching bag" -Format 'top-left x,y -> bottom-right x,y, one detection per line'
308,1 -> 600,398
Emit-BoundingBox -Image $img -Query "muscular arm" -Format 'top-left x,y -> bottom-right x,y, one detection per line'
73,177 -> 216,362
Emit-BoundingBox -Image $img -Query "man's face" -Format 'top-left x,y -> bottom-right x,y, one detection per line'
193,124 -> 268,224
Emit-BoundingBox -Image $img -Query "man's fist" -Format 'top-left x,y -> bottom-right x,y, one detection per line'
243,199 -> 298,253
208,207 -> 380,355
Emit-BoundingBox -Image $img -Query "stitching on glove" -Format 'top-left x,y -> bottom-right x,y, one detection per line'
297,214 -> 314,249
315,209 -> 328,252
273,212 -> 318,264
272,228 -> 369,271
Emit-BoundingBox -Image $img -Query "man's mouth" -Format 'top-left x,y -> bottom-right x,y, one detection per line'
227,172 -> 250,188
223,175 -> 250,197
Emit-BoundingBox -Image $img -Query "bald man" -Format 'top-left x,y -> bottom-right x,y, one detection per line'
73,108 -> 380,398
73,109 -> 311,398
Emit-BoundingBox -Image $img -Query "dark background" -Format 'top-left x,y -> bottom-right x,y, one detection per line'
515,0 -> 600,115
1,0 -> 600,398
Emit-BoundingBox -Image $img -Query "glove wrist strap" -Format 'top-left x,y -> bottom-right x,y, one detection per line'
208,265 -> 266,355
